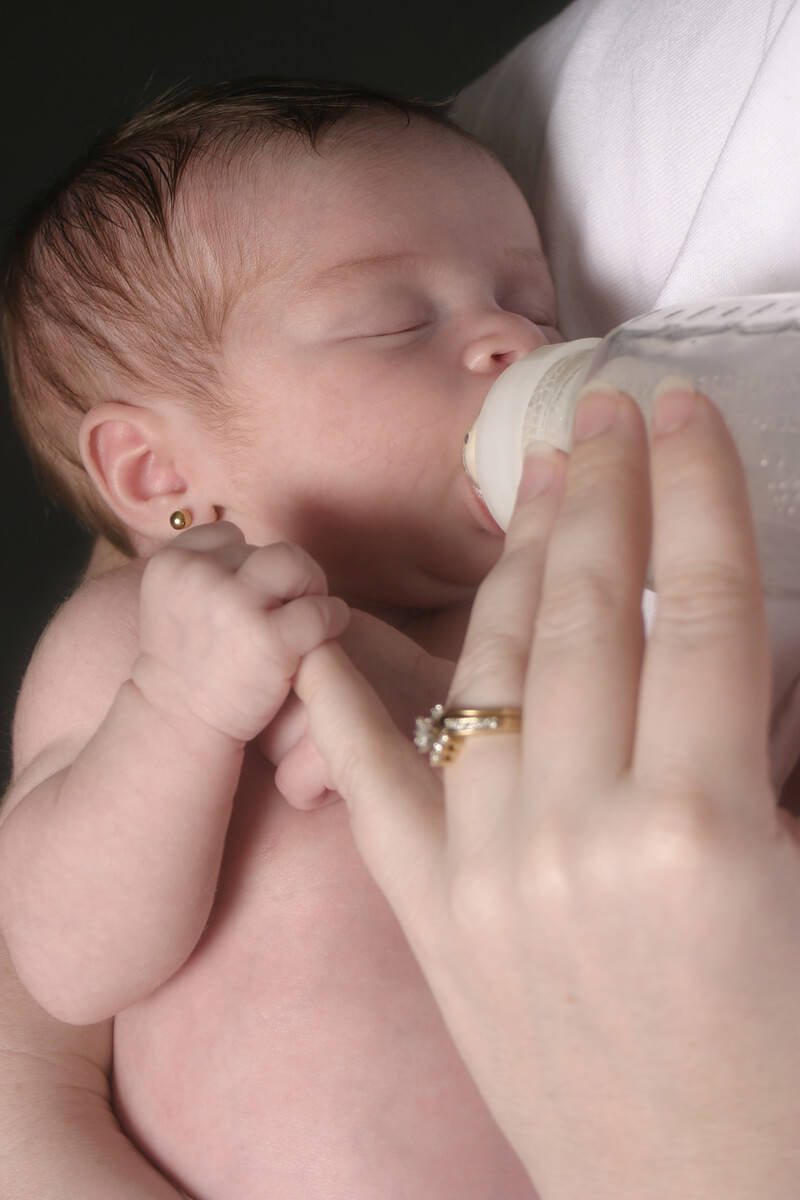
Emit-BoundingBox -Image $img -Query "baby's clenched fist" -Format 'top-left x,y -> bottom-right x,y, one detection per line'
130,522 -> 349,743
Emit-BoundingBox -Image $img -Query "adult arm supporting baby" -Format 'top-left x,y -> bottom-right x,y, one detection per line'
0,523 -> 348,1025
0,932 -> 186,1200
298,384 -> 800,1200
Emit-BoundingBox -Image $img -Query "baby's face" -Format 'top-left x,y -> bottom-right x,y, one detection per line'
207,121 -> 560,612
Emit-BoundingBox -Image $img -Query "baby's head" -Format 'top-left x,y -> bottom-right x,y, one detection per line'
2,79 -> 559,609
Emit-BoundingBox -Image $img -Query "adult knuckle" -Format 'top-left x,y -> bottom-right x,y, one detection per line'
640,813 -> 709,877
537,562 -> 623,644
643,773 -> 726,835
624,787 -> 729,894
492,799 -> 733,950
655,561 -> 755,641
456,626 -> 525,684
517,805 -> 711,914
571,443 -> 641,504
516,813 -> 625,906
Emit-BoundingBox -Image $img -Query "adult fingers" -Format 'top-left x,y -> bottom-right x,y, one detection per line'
449,448 -> 568,707
258,692 -> 308,763
521,388 -> 650,810
442,448 -> 568,851
633,388 -> 773,804
295,641 -> 443,920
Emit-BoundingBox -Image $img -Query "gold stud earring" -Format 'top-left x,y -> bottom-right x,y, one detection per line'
169,510 -> 192,531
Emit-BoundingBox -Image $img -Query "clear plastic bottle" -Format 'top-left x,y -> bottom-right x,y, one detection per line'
463,293 -> 800,597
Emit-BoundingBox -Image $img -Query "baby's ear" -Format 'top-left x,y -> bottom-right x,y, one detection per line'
79,402 -> 188,537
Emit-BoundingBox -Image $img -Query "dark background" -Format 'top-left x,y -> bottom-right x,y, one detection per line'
1,0 -> 568,784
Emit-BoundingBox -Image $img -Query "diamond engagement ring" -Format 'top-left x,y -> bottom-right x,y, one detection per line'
413,705 -> 522,766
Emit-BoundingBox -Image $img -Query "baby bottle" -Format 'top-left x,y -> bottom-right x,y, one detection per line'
463,293 -> 800,597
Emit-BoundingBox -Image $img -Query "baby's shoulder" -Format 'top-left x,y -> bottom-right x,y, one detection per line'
8,560 -> 146,785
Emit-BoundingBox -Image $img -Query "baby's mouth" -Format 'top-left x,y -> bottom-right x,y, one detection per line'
462,438 -> 504,536
462,420 -> 479,488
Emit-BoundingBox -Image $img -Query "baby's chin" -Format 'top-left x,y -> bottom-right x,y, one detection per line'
343,544 -> 502,621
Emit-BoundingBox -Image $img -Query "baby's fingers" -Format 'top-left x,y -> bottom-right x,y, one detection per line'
236,541 -> 330,605
274,731 -> 339,810
259,694 -> 338,809
635,388 -> 772,804
271,594 -> 350,663
169,519 -> 250,570
170,519 -> 247,551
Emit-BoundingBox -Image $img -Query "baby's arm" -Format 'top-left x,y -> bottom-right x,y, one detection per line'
0,524 -> 348,1024
0,933 -> 186,1199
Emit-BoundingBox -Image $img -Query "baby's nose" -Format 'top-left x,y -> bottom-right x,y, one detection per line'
463,313 -> 548,375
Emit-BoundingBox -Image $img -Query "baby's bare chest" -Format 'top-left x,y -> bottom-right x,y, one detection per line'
112,751 -> 538,1200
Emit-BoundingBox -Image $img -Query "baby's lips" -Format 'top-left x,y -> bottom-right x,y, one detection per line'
462,419 -> 479,485
462,465 -> 505,536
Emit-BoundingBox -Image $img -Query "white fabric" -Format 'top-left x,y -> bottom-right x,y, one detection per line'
454,0 -> 800,790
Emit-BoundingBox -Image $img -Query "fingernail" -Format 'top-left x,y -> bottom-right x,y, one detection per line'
573,383 -> 622,441
652,377 -> 698,435
517,445 -> 561,499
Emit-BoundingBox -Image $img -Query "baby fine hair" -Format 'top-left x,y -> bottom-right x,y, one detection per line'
0,78 -> 460,555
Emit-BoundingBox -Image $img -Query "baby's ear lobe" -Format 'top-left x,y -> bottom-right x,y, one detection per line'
79,402 -> 188,534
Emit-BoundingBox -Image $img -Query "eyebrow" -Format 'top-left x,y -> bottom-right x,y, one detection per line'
304,246 -> 552,290
305,251 -> 426,290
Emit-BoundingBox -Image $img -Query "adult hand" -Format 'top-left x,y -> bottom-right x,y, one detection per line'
260,608 -> 455,808
297,385 -> 800,1200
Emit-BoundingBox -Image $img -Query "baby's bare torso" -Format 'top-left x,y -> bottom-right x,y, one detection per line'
113,747 -> 539,1200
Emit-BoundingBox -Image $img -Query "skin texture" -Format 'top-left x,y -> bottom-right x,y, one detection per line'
0,123 -> 558,1198
78,121 -> 561,612
6,119 -> 800,1200
298,386 -> 800,1200
0,932 -> 185,1200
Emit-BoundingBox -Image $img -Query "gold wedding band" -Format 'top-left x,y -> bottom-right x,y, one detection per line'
413,705 -> 522,767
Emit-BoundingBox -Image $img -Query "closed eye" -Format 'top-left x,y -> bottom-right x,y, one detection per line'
353,320 -> 432,340
374,321 -> 430,336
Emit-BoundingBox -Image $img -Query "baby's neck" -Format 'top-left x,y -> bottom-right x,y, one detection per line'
92,539 -> 475,661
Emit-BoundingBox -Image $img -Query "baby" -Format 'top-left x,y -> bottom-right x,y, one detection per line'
0,79 -> 561,1199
